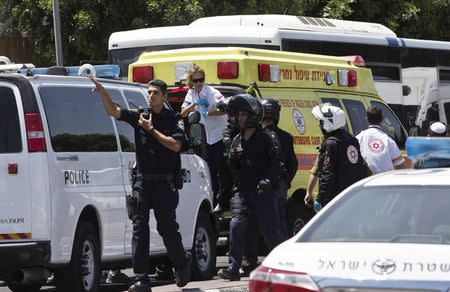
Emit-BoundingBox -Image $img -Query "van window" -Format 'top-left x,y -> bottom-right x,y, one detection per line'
370,101 -> 407,148
40,86 -> 118,152
124,89 -> 147,109
115,89 -> 148,152
0,87 -> 21,153
342,99 -> 367,135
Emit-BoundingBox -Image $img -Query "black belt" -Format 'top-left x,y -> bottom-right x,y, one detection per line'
141,173 -> 174,182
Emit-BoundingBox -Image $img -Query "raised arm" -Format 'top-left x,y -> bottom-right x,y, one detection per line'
89,76 -> 121,119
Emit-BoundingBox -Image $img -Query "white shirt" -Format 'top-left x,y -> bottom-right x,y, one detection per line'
356,125 -> 404,174
182,85 -> 227,145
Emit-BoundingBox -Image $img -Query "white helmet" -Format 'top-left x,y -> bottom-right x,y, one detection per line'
312,103 -> 346,133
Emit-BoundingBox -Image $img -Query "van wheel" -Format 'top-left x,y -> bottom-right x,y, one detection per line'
6,281 -> 41,292
191,212 -> 216,280
55,221 -> 101,292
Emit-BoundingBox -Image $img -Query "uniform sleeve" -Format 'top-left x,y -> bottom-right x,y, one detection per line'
118,109 -> 139,129
309,156 -> 319,176
170,112 -> 186,142
182,90 -> 194,107
264,130 -> 284,184
207,86 -> 225,111
388,138 -> 404,165
285,133 -> 298,184
317,139 -> 338,203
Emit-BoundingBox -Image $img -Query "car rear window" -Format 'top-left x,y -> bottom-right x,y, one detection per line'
40,86 -> 118,152
0,87 -> 22,153
299,186 -> 450,245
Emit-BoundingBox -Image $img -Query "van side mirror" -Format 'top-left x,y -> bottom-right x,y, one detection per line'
188,123 -> 207,147
403,85 -> 411,96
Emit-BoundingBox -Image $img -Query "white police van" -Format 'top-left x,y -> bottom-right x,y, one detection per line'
0,62 -> 216,292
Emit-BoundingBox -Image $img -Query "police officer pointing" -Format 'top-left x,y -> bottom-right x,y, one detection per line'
90,77 -> 191,292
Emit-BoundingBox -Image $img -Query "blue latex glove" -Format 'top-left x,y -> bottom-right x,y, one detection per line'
196,98 -> 209,119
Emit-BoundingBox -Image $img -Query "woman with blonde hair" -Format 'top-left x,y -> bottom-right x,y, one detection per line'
181,65 -> 228,211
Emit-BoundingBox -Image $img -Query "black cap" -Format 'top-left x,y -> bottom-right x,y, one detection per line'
148,79 -> 167,94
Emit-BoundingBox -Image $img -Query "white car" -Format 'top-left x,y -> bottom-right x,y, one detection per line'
0,65 -> 216,292
250,139 -> 450,291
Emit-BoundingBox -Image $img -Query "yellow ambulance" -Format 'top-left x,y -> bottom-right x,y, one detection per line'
129,47 -> 408,234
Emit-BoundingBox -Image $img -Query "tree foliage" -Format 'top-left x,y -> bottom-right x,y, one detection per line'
2,0 -> 450,66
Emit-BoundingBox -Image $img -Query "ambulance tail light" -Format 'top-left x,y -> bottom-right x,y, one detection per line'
132,66 -> 153,83
217,61 -> 239,79
342,55 -> 365,67
249,265 -> 319,292
25,113 -> 46,152
338,69 -> 357,87
258,64 -> 280,82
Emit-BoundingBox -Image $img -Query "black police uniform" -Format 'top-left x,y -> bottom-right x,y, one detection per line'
216,122 -> 240,210
317,128 -> 367,206
227,128 -> 283,273
119,107 -> 189,277
264,124 -> 298,238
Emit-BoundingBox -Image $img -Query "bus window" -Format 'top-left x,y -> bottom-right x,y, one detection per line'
342,99 -> 367,135
370,101 -> 407,149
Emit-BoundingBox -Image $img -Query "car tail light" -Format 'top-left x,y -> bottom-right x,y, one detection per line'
217,61 -> 239,79
132,66 -> 153,83
25,113 -> 46,152
249,265 -> 319,292
337,69 -> 357,87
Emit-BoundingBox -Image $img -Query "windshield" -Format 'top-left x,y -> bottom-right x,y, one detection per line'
298,186 -> 450,245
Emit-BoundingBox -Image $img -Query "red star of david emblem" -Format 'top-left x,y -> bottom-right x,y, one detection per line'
372,142 -> 380,149
349,149 -> 357,160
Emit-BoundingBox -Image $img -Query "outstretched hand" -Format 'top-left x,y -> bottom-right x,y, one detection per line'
89,76 -> 107,95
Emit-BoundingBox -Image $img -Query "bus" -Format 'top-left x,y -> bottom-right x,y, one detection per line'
109,14 -> 450,133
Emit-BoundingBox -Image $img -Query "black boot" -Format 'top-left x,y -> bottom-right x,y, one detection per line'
175,252 -> 192,287
217,268 -> 241,281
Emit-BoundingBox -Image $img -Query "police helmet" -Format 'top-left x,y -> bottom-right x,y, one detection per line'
311,103 -> 346,133
261,98 -> 281,125
228,94 -> 264,128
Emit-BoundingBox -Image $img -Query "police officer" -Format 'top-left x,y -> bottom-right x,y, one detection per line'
90,77 -> 191,292
261,98 -> 298,238
312,103 -> 368,207
217,94 -> 283,281
213,97 -> 240,213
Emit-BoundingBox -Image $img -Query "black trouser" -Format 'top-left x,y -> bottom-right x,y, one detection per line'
205,140 -> 226,206
132,180 -> 187,275
228,188 -> 282,273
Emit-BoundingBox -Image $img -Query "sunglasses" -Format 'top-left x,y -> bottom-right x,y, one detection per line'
192,77 -> 205,83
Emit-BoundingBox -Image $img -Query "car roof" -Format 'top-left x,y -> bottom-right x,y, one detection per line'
360,168 -> 450,187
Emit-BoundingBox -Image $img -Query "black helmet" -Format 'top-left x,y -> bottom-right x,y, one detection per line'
228,94 -> 264,128
261,98 -> 281,125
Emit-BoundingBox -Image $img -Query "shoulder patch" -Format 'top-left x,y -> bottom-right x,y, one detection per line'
347,145 -> 359,164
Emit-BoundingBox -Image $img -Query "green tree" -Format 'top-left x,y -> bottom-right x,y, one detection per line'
3,0 -> 450,66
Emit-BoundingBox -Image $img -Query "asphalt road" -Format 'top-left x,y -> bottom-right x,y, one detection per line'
0,257 -> 254,292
